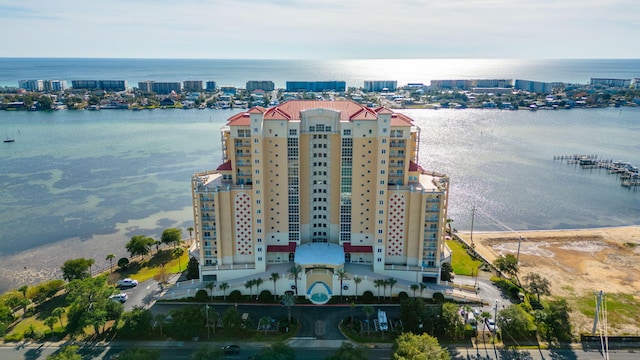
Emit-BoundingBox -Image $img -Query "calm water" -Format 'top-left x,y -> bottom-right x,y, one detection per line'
1,106 -> 639,293
1,58 -> 640,88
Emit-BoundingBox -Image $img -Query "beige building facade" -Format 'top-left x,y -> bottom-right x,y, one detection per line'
191,100 -> 450,303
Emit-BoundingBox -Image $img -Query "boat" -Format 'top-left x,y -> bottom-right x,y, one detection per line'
4,137 -> 15,143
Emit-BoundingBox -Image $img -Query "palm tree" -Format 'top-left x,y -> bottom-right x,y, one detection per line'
374,279 -> 384,300
446,218 -> 454,235
419,283 -> 427,297
281,293 -> 296,323
205,282 -> 215,302
254,278 -> 263,300
289,264 -> 302,296
363,305 -> 374,333
382,279 -> 389,300
269,273 -> 280,300
410,284 -> 419,298
219,282 -> 229,301
353,276 -> 362,301
44,316 -> 57,337
173,247 -> 185,272
153,313 -> 167,337
88,258 -> 95,277
17,285 -> 29,315
336,268 -> 348,302
52,307 -> 65,328
105,254 -> 115,273
387,278 -> 397,300
187,227 -> 194,242
245,279 -> 254,298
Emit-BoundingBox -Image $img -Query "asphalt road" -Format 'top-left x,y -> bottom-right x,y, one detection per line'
2,342 -> 637,360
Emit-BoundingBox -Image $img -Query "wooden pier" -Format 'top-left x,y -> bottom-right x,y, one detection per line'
553,154 -> 640,189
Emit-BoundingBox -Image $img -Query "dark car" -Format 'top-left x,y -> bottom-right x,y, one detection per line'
222,345 -> 240,355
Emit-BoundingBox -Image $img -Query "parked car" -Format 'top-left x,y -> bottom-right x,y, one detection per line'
486,318 -> 496,332
117,278 -> 138,288
221,345 -> 240,355
109,293 -> 128,303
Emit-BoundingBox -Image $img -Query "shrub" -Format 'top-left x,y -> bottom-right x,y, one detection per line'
398,292 -> 409,301
258,290 -> 272,303
195,289 -> 208,302
228,290 -> 242,302
361,291 -> 374,302
432,292 -> 445,303
4,332 -> 23,342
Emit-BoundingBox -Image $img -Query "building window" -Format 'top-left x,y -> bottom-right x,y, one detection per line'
343,129 -> 351,136
289,129 -> 297,136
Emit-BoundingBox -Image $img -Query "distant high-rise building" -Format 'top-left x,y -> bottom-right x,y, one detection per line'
206,81 -> 218,92
285,81 -> 346,92
138,81 -> 154,92
363,80 -> 397,92
18,80 -> 44,91
590,78 -> 631,87
151,82 -> 181,95
71,80 -> 127,91
246,81 -> 275,92
183,80 -> 204,92
190,100 -> 451,303
45,80 -> 67,92
514,79 -> 553,93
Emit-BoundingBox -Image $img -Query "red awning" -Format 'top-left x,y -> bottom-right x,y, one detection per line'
343,243 -> 373,253
267,242 -> 297,252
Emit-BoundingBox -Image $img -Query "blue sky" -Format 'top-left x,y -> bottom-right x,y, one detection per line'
1,0 -> 638,59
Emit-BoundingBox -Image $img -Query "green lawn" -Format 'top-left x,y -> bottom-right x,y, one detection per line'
4,249 -> 189,341
446,240 -> 483,276
574,292 -> 640,333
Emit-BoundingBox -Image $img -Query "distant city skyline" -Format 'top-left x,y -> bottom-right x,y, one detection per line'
1,0 -> 639,59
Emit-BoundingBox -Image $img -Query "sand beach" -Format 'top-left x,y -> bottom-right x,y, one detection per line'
458,226 -> 640,334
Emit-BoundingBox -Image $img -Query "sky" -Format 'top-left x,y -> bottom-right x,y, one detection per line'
1,0 -> 638,59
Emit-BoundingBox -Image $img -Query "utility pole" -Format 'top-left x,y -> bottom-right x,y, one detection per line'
470,206 -> 476,248
516,236 -> 523,265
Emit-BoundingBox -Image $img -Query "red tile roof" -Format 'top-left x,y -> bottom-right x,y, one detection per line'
217,160 -> 232,171
390,113 -> 414,126
226,112 -> 251,126
262,100 -> 379,121
267,242 -> 297,252
343,243 -> 373,253
408,161 -> 425,172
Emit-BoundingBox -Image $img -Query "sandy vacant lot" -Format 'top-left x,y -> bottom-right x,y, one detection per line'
457,226 -> 640,335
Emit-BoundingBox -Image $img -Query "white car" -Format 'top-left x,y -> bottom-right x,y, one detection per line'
117,278 -> 138,288
109,293 -> 128,303
486,318 -> 497,332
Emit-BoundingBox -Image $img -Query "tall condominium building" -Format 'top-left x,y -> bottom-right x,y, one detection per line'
18,80 -> 44,91
364,80 -> 398,92
285,81 -> 346,92
514,79 -> 553,94
71,80 -> 127,91
206,81 -> 218,92
191,100 -> 450,303
590,78 -> 631,87
246,81 -> 275,92
183,80 -> 204,92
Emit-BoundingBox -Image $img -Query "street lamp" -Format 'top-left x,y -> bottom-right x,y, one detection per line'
205,304 -> 210,340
